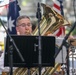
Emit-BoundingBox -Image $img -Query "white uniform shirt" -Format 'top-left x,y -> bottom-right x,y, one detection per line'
0,52 -> 9,72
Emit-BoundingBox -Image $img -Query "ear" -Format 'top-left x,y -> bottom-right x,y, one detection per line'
17,32 -> 20,35
16,27 -> 20,35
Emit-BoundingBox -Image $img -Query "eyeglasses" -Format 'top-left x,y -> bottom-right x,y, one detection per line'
17,23 -> 32,27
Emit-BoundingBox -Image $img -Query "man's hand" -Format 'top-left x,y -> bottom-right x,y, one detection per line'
47,33 -> 55,37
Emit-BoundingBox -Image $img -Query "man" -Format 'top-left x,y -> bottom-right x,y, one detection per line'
15,15 -> 55,75
15,15 -> 60,75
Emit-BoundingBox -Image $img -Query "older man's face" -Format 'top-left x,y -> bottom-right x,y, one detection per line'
16,18 -> 32,35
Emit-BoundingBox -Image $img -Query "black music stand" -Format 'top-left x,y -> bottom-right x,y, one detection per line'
4,35 -> 55,73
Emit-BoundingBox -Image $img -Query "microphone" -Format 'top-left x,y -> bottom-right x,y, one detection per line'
36,2 -> 42,20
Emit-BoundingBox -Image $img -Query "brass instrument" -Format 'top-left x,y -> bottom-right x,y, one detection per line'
33,3 -> 70,36
32,3 -> 70,75
13,3 -> 70,75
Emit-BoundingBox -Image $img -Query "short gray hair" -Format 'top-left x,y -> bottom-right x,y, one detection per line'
16,15 -> 30,26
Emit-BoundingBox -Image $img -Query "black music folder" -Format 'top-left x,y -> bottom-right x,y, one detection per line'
4,35 -> 55,68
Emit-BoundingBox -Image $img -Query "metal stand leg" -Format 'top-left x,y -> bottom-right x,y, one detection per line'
28,68 -> 30,75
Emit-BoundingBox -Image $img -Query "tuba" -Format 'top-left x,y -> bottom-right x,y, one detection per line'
13,3 -> 70,75
33,3 -> 70,36
32,3 -> 71,75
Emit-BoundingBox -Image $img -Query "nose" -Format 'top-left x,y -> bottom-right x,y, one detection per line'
24,25 -> 29,29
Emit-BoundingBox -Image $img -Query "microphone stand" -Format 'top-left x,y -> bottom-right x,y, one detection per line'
54,21 -> 76,75
36,2 -> 42,75
0,18 -> 25,75
58,0 -> 64,64
58,0 -> 66,73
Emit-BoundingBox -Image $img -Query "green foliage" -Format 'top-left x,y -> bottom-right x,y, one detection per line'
72,27 -> 76,36
66,23 -> 76,36
21,0 -> 30,6
69,22 -> 76,36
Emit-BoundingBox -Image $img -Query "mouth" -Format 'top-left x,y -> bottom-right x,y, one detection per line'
25,30 -> 31,35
